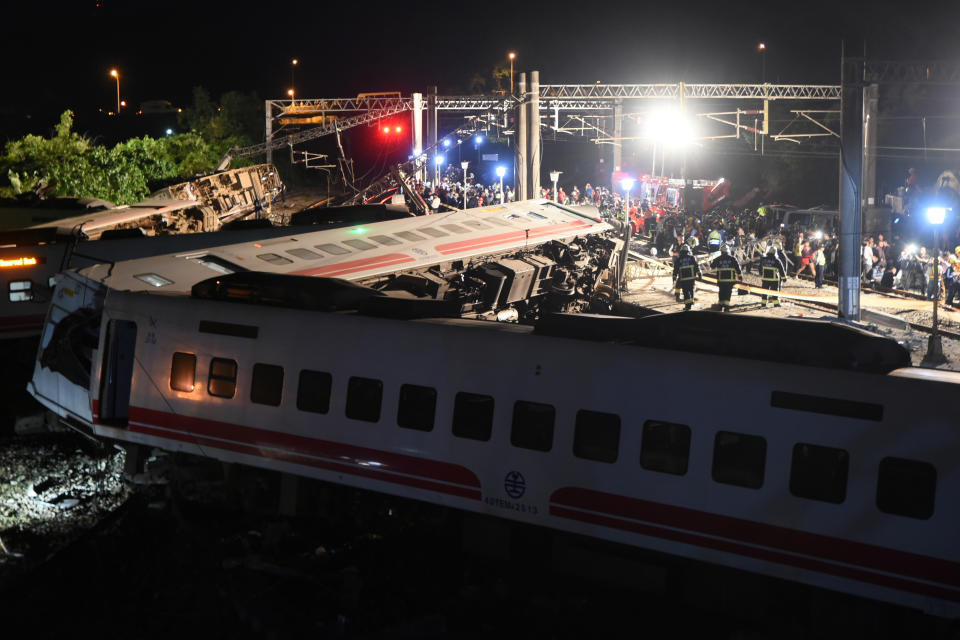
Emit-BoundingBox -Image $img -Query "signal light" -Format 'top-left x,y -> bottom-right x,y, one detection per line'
383,126 -> 390,133
395,126 -> 402,133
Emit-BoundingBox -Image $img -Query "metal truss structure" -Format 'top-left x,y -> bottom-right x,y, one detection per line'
863,60 -> 960,84
770,110 -> 839,144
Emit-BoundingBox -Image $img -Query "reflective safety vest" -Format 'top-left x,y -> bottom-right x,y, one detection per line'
762,266 -> 781,281
679,265 -> 697,280
675,255 -> 700,281
717,268 -> 737,282
708,230 -> 722,245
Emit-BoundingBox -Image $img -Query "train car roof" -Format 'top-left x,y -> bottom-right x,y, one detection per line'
77,200 -> 610,293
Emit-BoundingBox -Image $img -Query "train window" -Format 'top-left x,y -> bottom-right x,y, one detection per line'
876,457 -> 936,520
790,443 -> 849,504
287,248 -> 323,260
396,231 -> 426,242
251,363 -> 284,406
441,224 -> 469,234
369,234 -> 401,246
8,280 -> 32,302
199,320 -> 259,339
452,392 -> 494,441
194,255 -> 245,274
315,243 -> 350,255
420,227 -> 449,238
169,352 -> 196,392
256,253 -> 294,265
133,273 -> 173,288
207,358 -> 238,399
511,401 -> 555,452
397,384 -> 436,431
573,410 -> 620,463
297,369 -> 331,414
345,376 -> 382,422
526,211 -> 548,220
712,431 -> 766,489
771,391 -> 883,422
640,420 -> 691,475
343,239 -> 377,251
463,220 -> 492,230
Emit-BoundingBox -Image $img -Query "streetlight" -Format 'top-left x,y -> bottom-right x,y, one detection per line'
109,69 -> 120,114
508,52 -> 516,95
435,155 -> 445,186
549,170 -> 562,202
496,166 -> 507,203
291,58 -> 298,93
621,177 -> 635,218
287,88 -> 295,104
461,161 -> 470,208
923,205 -> 949,366
757,43 -> 767,83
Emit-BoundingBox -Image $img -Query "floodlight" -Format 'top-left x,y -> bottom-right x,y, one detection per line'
927,206 -> 947,225
496,166 -> 506,178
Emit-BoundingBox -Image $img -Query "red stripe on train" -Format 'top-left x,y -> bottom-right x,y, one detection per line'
129,423 -> 480,500
550,487 -> 960,592
126,406 -> 481,491
291,253 -> 415,278
436,220 -> 590,255
550,505 -> 960,604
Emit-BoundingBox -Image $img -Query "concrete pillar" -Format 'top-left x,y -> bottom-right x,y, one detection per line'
516,73 -> 528,201
265,100 -> 273,166
862,83 -> 879,208
411,92 -> 424,182
528,70 -> 541,199
838,55 -> 864,322
612,99 -> 623,188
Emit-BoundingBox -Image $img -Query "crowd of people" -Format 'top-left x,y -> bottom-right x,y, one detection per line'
411,170 -> 959,309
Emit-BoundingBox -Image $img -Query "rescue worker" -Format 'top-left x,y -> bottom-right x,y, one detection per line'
673,244 -> 702,311
944,255 -> 958,309
760,245 -> 787,307
669,238 -> 684,301
707,229 -> 722,252
711,243 -> 742,312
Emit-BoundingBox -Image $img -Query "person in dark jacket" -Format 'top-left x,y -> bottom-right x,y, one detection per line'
673,244 -> 702,310
710,243 -> 742,311
760,245 -> 787,307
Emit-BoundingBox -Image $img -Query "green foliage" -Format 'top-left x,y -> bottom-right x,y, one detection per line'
0,111 -> 224,205
0,90 -> 264,206
178,87 -> 263,166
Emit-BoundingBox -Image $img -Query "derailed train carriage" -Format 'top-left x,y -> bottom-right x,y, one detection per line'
25,200 -> 960,619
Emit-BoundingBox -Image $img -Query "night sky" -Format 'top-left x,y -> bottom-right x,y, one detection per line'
5,1 -> 957,117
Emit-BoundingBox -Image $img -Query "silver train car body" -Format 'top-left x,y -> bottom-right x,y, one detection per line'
1,200 -> 609,338
27,268 -> 960,618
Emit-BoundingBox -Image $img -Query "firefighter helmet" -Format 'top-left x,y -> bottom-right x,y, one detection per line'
680,244 -> 692,256
719,243 -> 730,255
766,245 -> 777,256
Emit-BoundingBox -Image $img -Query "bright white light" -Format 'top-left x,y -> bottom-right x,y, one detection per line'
165,128 -> 173,135
814,230 -> 823,240
621,177 -> 636,191
496,166 -> 506,178
927,206 -> 947,225
475,135 -> 484,144
906,244 -> 918,254
435,155 -> 445,165
442,139 -> 451,147
645,108 -> 696,147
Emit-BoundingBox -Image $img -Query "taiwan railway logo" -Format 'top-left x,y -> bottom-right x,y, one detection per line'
504,471 -> 526,499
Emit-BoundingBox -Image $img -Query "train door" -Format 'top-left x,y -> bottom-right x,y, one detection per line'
98,319 -> 137,426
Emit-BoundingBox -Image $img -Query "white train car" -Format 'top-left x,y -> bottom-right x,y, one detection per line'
27,268 -> 960,618
2,200 -> 610,339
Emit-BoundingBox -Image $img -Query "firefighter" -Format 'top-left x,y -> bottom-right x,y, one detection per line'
711,243 -> 742,312
944,255 -> 958,309
673,244 -> 702,310
760,245 -> 787,307
707,228 -> 723,252
670,238 -> 684,301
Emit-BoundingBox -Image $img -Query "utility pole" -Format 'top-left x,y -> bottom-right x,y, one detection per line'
838,50 -> 864,322
528,70 -> 542,198
516,73 -> 528,200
